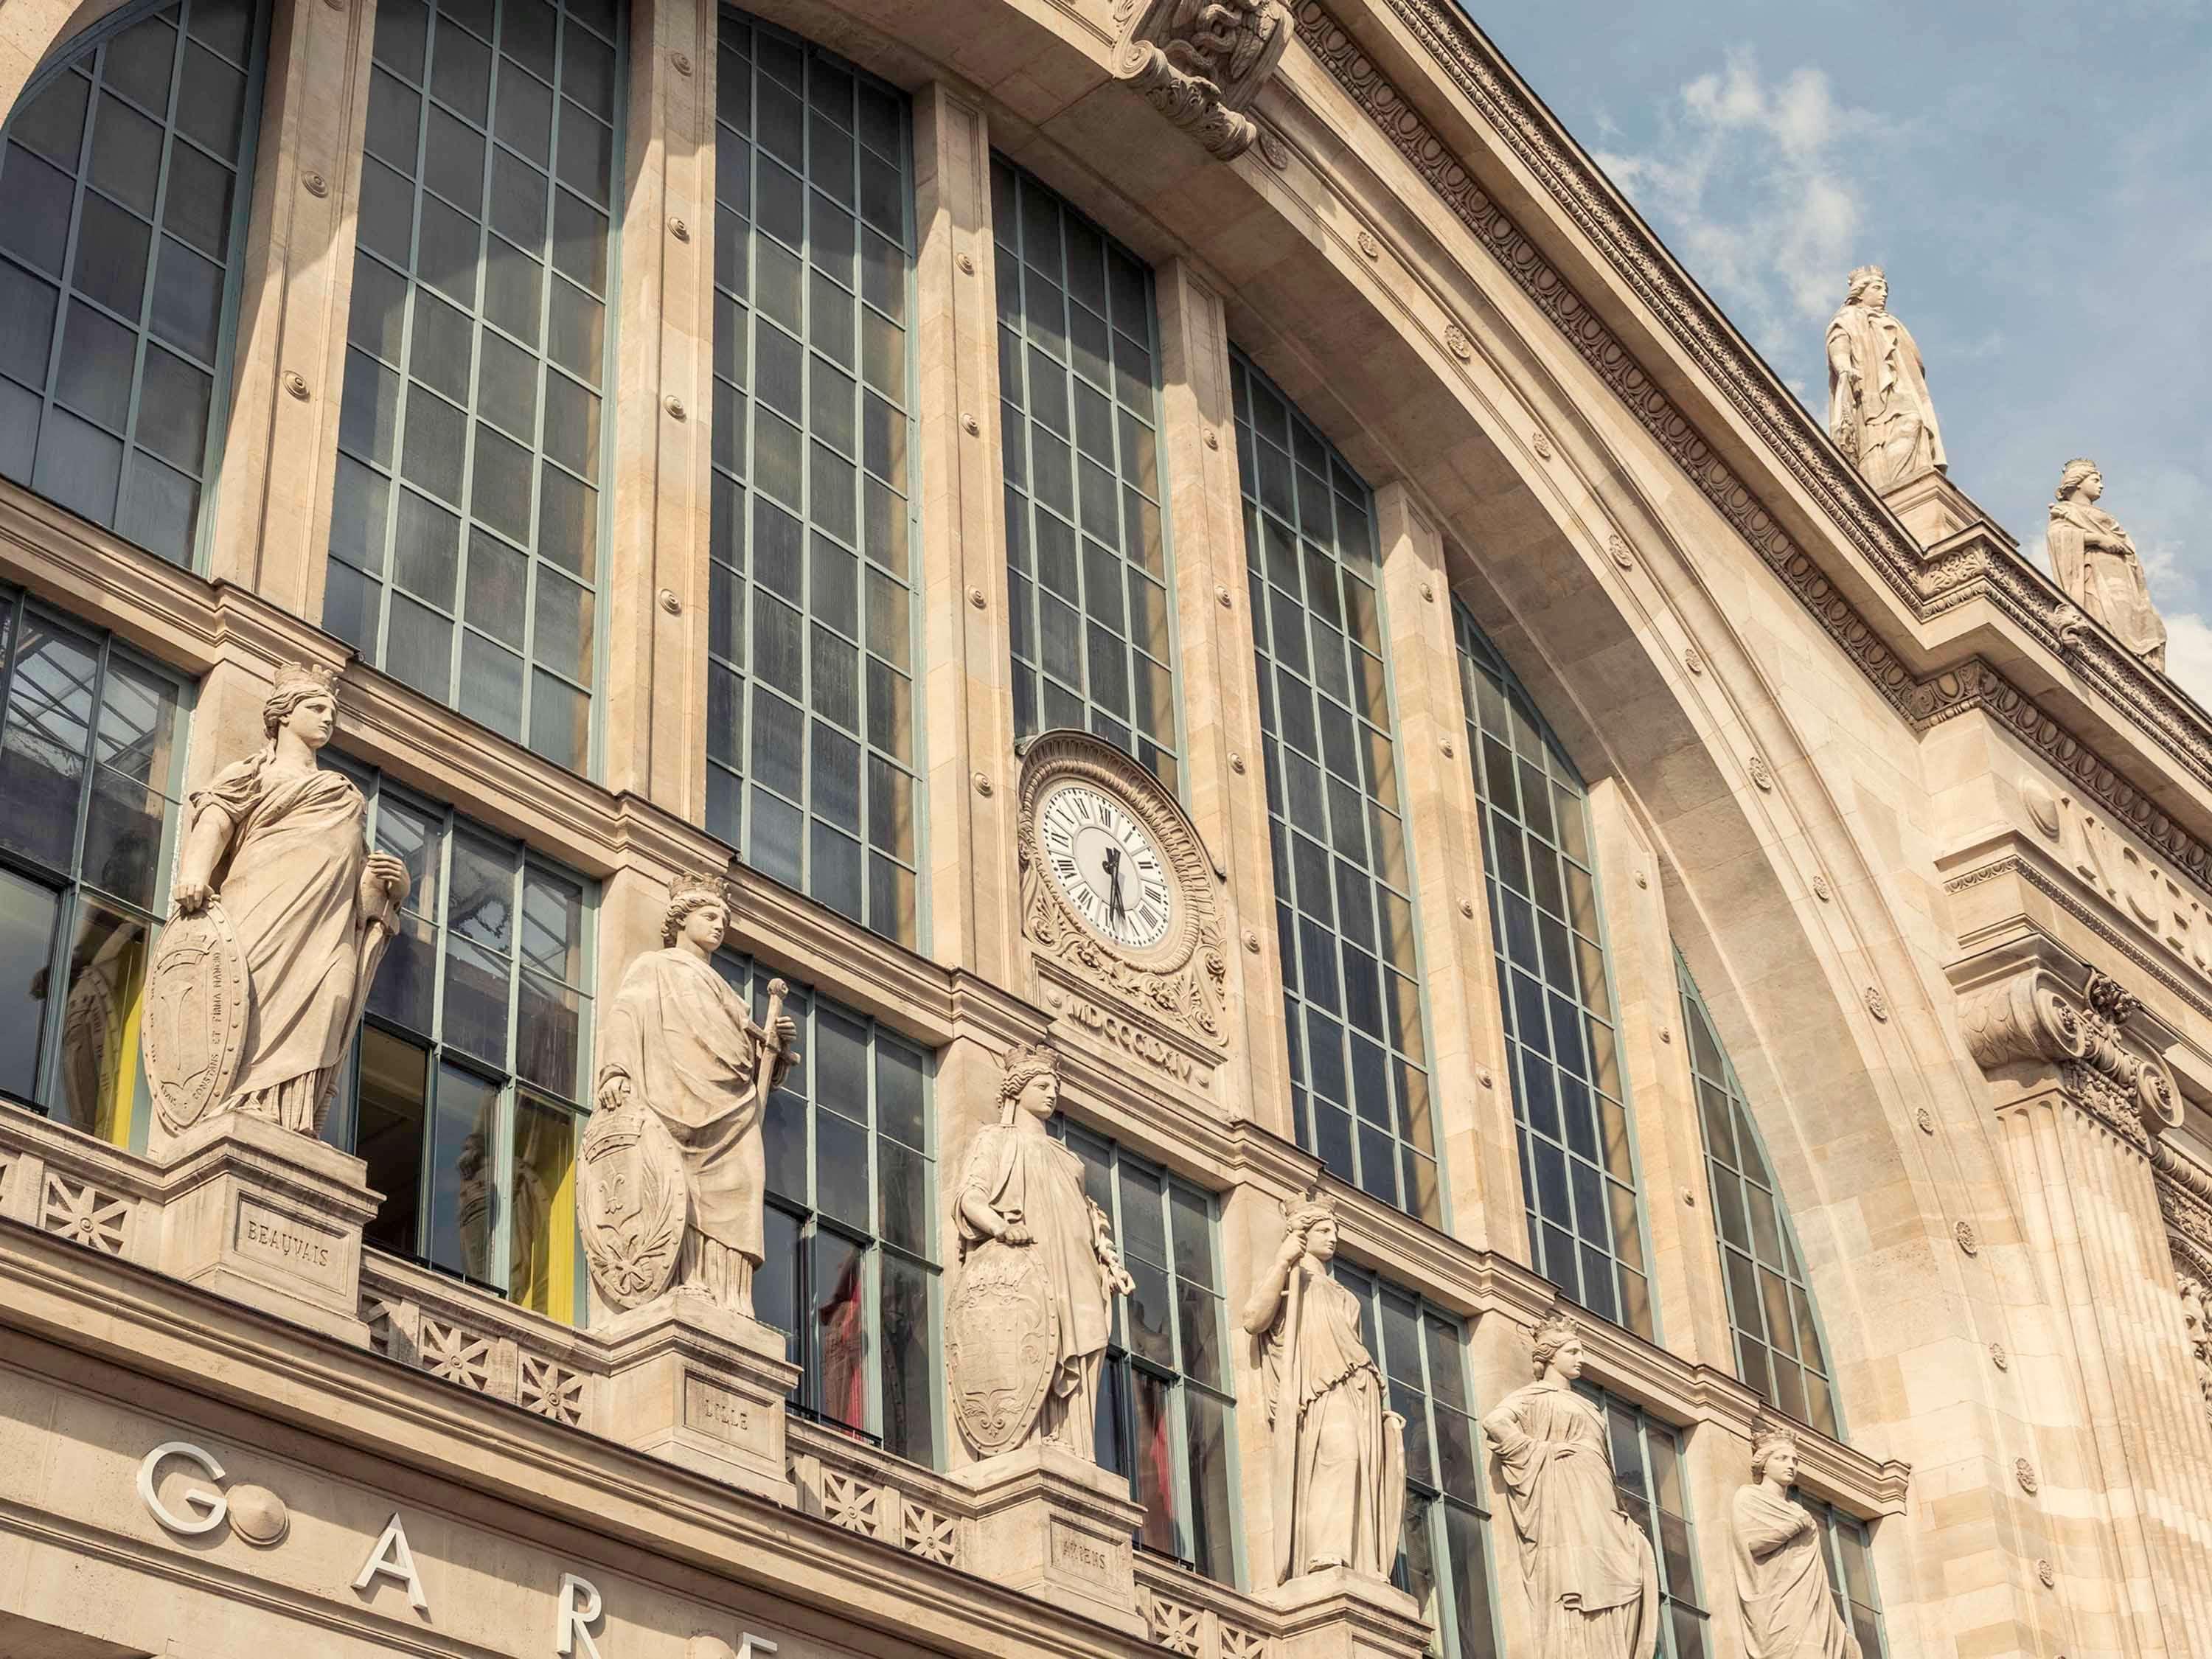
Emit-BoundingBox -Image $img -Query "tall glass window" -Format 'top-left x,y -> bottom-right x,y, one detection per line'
994,159 -> 1178,790
1457,605 -> 1653,1337
1678,954 -> 1840,1436
0,0 -> 269,564
1332,1263 -> 1500,1659
0,587 -> 185,1147
324,0 -> 622,774
1801,1493 -> 1888,1657
722,948 -> 937,1467
706,13 -> 920,945
1236,349 -> 1437,1225
323,764 -> 595,1325
1053,1124 -> 1237,1580
1582,1388 -> 1708,1659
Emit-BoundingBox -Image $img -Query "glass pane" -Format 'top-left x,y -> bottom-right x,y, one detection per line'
426,1061 -> 500,1283
509,1093 -> 578,1318
54,897 -> 152,1140
0,868 -> 61,1104
358,1025 -> 431,1257
812,1227 -> 869,1431
879,1248 -> 934,1467
1185,1388 -> 1236,1582
1130,1366 -> 1178,1557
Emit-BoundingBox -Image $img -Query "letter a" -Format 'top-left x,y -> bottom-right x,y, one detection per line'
353,1512 -> 429,1612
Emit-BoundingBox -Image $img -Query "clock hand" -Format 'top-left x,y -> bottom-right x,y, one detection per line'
1102,845 -> 1125,925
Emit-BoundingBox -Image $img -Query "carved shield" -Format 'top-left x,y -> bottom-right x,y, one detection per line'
577,1093 -> 686,1310
142,902 -> 249,1135
947,1239 -> 1060,1455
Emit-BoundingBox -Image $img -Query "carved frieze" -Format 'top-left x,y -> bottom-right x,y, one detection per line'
1113,0 -> 1291,161
1017,731 -> 1228,1058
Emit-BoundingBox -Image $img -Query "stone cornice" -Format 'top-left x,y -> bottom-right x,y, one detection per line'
1290,1 -> 2212,891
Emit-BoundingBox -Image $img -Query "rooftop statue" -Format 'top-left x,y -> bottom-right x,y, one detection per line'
142,663 -> 408,1139
1825,265 -> 1947,491
1240,1188 -> 1407,1586
1733,1422 -> 1862,1659
2048,459 -> 2168,670
1482,1308 -> 1660,1659
580,873 -> 799,1315
947,1041 -> 1134,1461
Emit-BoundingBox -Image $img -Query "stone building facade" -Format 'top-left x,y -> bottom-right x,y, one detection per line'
0,0 -> 2205,1655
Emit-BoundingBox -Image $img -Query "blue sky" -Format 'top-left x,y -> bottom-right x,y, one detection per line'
1470,1 -> 2212,703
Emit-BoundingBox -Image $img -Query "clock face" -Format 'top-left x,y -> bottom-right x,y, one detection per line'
1038,782 -> 1175,951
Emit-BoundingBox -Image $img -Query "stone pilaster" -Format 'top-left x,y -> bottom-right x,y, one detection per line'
1370,484 -> 1517,1248
206,0 -> 379,613
1152,258 -> 1284,1136
600,0 -> 716,813
1961,959 -> 2212,1656
951,1441 -> 1147,1635
911,83 -> 1020,980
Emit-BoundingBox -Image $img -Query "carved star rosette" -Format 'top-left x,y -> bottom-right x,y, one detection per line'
1015,730 -> 1229,1064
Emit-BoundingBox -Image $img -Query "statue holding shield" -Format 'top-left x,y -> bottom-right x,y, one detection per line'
580,872 -> 798,1317
947,1042 -> 1134,1461
142,662 -> 408,1139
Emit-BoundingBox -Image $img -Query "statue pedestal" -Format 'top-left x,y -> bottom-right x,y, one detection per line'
597,1290 -> 799,1504
1260,1567 -> 1429,1659
950,1441 -> 1147,1635
155,1113 -> 378,1346
1882,467 -> 2014,557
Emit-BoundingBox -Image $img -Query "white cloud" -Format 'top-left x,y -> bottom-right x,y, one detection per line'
2158,613 -> 2212,713
1596,50 -> 1880,359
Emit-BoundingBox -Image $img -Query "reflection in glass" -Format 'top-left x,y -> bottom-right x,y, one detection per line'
0,867 -> 60,1104
55,900 -> 150,1140
430,1062 -> 500,1282
511,1091 -> 579,1318
358,1025 -> 431,1256
814,1227 -> 868,1432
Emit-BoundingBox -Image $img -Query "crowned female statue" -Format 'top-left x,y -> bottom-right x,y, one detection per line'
145,662 -> 408,1137
1239,1189 -> 1406,1585
1825,266 -> 1945,490
2047,459 -> 2167,669
1733,1423 -> 1861,1659
948,1042 -> 1133,1460
1481,1308 -> 1659,1659
587,874 -> 797,1317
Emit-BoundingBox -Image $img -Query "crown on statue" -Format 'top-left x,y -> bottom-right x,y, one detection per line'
1528,1304 -> 1582,1373
1282,1180 -> 1335,1232
1845,263 -> 1886,301
1750,1417 -> 1799,1479
269,661 -> 338,700
668,870 -> 728,907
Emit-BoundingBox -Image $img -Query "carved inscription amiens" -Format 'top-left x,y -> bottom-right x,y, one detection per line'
1050,1520 -> 1118,1587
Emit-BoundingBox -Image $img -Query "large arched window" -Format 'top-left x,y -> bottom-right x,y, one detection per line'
0,0 -> 268,565
1677,953 -> 1841,1434
1236,349 -> 1439,1225
705,11 -> 922,944
1455,604 -> 1655,1336
324,0 -> 623,775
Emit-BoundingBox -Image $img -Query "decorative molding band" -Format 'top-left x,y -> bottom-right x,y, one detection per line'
1941,857 -> 2212,1023
1291,4 -> 2212,889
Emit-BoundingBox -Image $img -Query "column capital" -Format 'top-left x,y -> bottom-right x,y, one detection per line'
1958,960 -> 2180,1147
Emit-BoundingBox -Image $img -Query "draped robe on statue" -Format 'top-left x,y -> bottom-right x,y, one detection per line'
192,759 -> 376,1131
2049,496 -> 2167,666
955,1127 -> 1110,1455
597,949 -> 788,1301
1486,1378 -> 1659,1659
1733,1484 -> 1860,1659
1256,1262 -> 1405,1583
1825,303 -> 1945,489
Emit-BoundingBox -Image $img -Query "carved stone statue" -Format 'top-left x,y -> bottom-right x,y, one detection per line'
1112,0 -> 1291,161
1825,266 -> 1945,490
581,874 -> 798,1317
1733,1422 -> 1861,1659
1240,1189 -> 1406,1585
2178,1274 -> 2212,1427
1481,1309 -> 1659,1659
142,663 -> 408,1138
947,1042 -> 1134,1461
2048,459 -> 2168,669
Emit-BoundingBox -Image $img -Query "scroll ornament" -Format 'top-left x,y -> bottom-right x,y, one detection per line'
1111,0 -> 1292,161
1958,967 -> 2179,1147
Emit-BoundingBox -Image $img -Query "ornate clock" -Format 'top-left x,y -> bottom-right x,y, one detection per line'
1016,729 -> 1228,1060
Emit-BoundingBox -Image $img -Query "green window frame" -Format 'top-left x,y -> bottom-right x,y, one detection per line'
994,157 -> 1180,792
1678,952 -> 1842,1436
323,762 -> 597,1326
1579,1387 -> 1709,1659
723,948 -> 939,1468
1457,603 -> 1655,1338
1056,1123 -> 1239,1582
1235,348 -> 1439,1225
1329,1262 -> 1502,1659
0,0 -> 271,566
1801,1492 -> 1889,1657
0,584 -> 187,1150
706,11 -> 922,945
324,0 -> 624,776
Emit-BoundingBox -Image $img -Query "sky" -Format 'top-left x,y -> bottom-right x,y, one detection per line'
1467,0 -> 2212,705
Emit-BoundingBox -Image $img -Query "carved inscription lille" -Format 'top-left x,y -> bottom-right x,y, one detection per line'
234,1200 -> 341,1286
686,1377 -> 765,1452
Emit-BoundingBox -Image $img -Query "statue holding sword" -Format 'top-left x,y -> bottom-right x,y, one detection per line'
581,872 -> 799,1317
